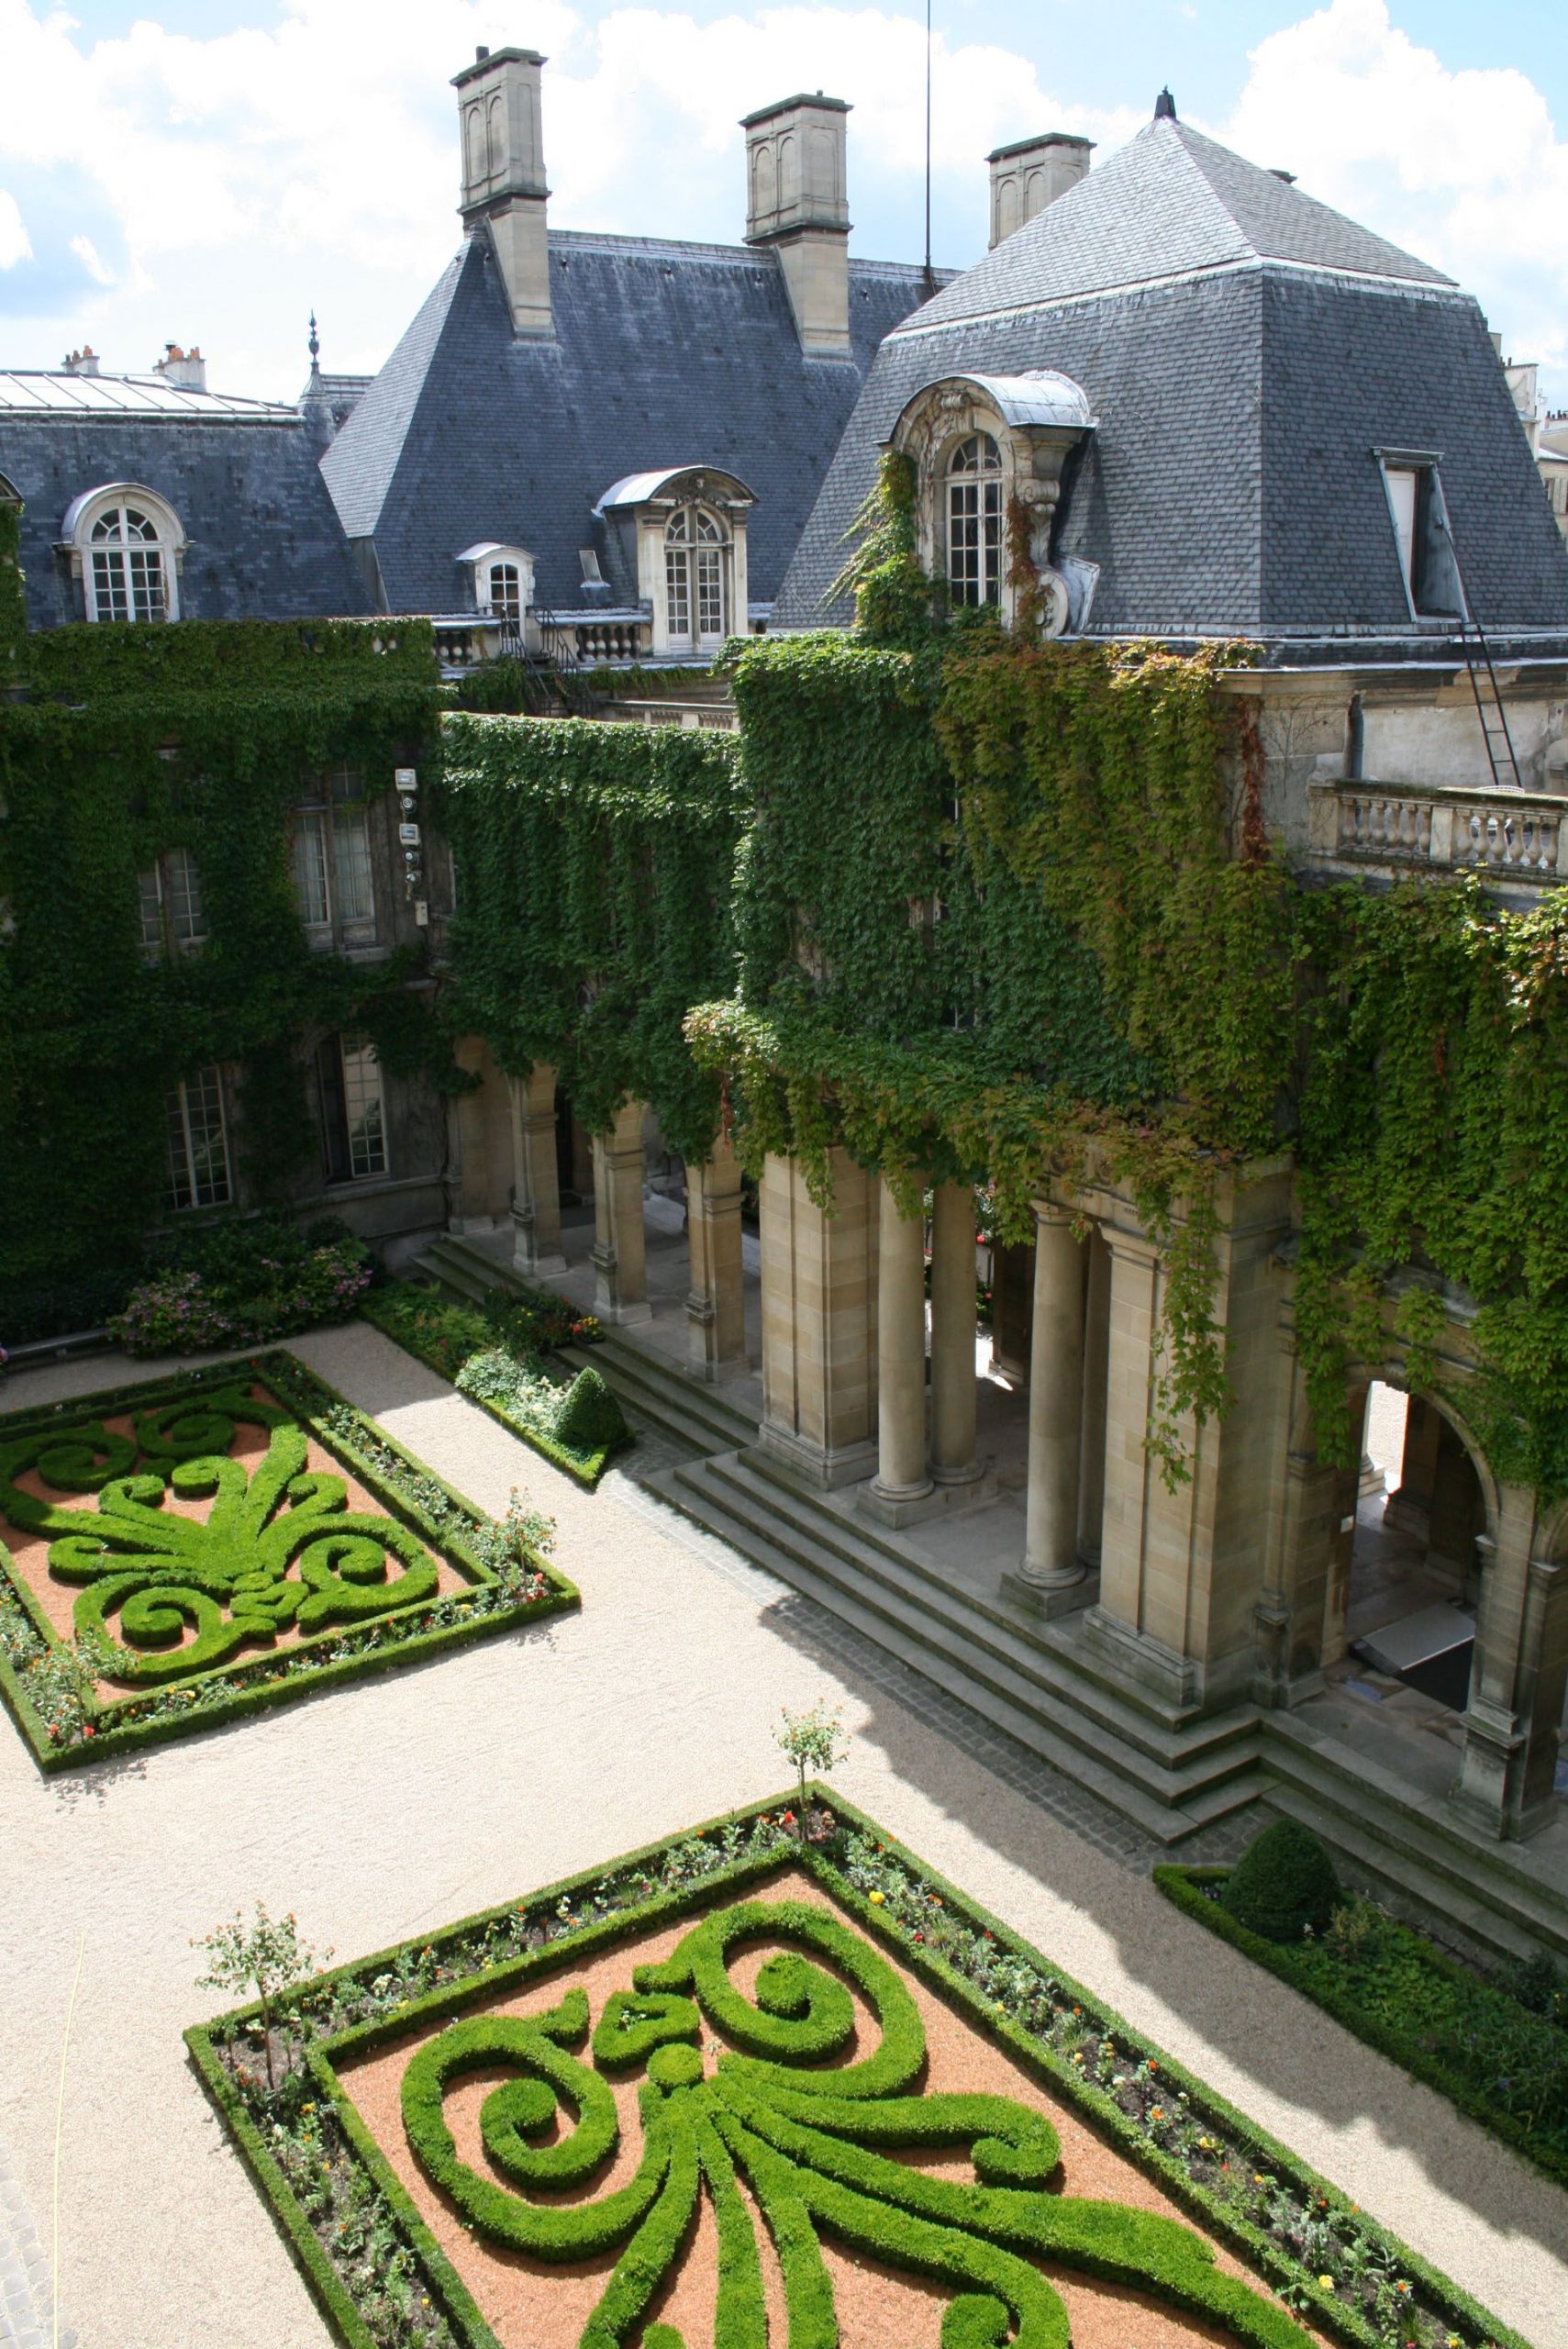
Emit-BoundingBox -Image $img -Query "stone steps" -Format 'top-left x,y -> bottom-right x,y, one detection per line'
650,1445 -> 1265,1844
1262,1708 -> 1568,1964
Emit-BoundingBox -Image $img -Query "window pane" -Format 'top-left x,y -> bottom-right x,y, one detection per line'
293,812 -> 330,926
91,548 -> 128,622
666,548 -> 691,642
696,547 -> 724,640
138,867 -> 163,955
164,846 -> 206,943
332,807 -> 374,925
164,1067 -> 230,1211
489,562 -> 521,620
127,546 -> 165,623
340,1041 -> 387,1178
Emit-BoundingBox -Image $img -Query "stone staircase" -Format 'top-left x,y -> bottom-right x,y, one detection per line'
1261,1705 -> 1568,1963
647,1443 -> 1266,1845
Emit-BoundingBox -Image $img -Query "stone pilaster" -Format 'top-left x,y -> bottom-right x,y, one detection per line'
591,1098 -> 651,1326
1075,1225 -> 1111,1566
685,1137 -> 747,1380
507,1063 -> 565,1275
448,1035 -> 513,1232
1453,1481 -> 1568,1839
755,1149 -> 878,1488
930,1181 -> 983,1486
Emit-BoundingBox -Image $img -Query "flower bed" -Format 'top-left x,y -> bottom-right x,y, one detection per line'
187,1796 -> 1521,2349
1155,1862 -> 1568,2190
0,1350 -> 576,1770
361,1280 -> 628,1487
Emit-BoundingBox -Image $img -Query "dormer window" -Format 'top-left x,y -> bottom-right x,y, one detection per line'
62,484 -> 185,622
455,541 -> 534,628
665,507 -> 728,650
947,434 -> 1004,607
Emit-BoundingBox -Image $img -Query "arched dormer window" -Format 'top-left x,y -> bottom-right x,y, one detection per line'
63,484 -> 184,623
947,433 -> 1003,607
664,507 -> 728,651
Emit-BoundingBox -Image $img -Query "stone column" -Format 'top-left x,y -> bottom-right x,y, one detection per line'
591,1098 -> 651,1326
1075,1226 -> 1111,1567
508,1063 -> 565,1275
930,1181 -> 983,1486
1018,1206 -> 1085,1596
868,1178 -> 933,1511
755,1148 -> 878,1488
686,1136 -> 747,1379
1453,1486 -> 1568,1840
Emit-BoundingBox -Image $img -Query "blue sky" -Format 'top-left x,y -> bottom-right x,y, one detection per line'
2,0 -> 1565,402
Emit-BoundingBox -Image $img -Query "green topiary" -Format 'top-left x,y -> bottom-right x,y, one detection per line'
1221,1820 -> 1340,1944
553,1364 -> 630,1454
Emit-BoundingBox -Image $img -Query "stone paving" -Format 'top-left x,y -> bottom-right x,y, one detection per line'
0,2128 -> 74,2349
1,1320 -> 1565,2347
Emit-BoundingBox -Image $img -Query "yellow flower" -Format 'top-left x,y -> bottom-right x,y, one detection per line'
1318,2276 -> 1335,2290
868,1890 -> 885,1905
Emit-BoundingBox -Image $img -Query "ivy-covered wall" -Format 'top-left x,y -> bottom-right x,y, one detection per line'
435,712 -> 743,1161
0,614 -> 449,1296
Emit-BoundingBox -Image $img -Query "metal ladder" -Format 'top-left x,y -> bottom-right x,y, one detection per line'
1438,499 -> 1523,789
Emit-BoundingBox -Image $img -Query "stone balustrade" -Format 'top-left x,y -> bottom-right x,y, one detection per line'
1308,777 -> 1565,885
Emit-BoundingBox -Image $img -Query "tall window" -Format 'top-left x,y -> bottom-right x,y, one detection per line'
164,1068 -> 231,1211
1379,456 -> 1462,618
319,1035 -> 387,1183
486,562 -> 522,622
88,502 -> 170,622
294,770 -> 375,940
664,507 -> 727,651
947,434 -> 1004,607
138,847 -> 206,958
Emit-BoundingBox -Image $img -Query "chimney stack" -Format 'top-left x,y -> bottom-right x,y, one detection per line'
453,46 -> 551,339
742,93 -> 851,357
986,133 -> 1093,249
153,342 -> 206,390
62,346 -> 100,377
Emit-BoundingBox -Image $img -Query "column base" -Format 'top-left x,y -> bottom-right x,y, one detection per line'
513,1242 -> 568,1277
752,1426 -> 877,1493
860,1467 -> 998,1530
450,1213 -> 504,1236
1003,1564 -> 1097,1620
932,1454 -> 988,1489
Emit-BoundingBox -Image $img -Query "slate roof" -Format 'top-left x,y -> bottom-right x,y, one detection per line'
319,228 -> 938,613
776,116 -> 1568,644
0,393 -> 372,628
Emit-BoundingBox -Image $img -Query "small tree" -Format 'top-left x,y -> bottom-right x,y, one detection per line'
774,1698 -> 849,1826
193,1902 -> 330,2090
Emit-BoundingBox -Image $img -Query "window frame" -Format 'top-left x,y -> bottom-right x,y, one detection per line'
1374,448 -> 1464,623
318,1032 -> 389,1186
663,505 -> 729,652
291,770 -> 378,949
945,432 -> 1005,609
137,845 -> 207,959
163,1065 -> 232,1213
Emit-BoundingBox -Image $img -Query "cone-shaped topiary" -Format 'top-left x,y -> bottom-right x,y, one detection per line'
552,1364 -> 629,1455
1220,1820 -> 1340,1943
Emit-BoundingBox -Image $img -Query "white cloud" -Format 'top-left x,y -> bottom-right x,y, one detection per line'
1218,0 -> 1568,387
0,0 -> 1562,401
68,233 -> 114,285
0,188 -> 30,268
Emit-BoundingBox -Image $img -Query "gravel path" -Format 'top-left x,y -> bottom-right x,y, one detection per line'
0,1320 -> 1563,2349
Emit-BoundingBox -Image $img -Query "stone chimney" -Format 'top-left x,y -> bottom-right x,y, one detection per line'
453,46 -> 550,339
986,134 -> 1093,250
742,93 -> 851,358
61,346 -> 101,377
153,342 -> 207,390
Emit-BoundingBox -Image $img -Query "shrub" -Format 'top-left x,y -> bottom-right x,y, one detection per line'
553,1364 -> 630,1453
106,1215 -> 372,1356
1220,1820 -> 1339,1944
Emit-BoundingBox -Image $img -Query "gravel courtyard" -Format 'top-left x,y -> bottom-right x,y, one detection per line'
1,1318 -> 1564,2349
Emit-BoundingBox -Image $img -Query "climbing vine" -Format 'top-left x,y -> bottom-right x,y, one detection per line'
435,712 -> 743,1160
0,617 -> 450,1300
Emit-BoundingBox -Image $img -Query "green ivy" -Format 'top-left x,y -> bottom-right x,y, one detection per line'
436,712 -> 743,1157
0,616 -> 450,1293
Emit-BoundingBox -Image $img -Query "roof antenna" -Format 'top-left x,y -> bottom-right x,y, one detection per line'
1154,86 -> 1177,119
921,0 -> 936,299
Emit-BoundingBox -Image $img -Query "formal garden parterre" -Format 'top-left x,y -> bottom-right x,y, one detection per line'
0,1348 -> 576,1769
188,1796 -> 1522,2349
